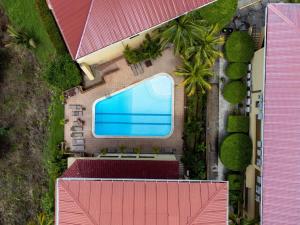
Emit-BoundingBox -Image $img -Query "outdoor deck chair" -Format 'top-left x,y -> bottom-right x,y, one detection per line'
246,106 -> 251,113
71,126 -> 83,131
69,104 -> 82,110
246,97 -> 251,106
257,140 -> 262,148
71,145 -> 85,152
72,111 -> 83,117
247,72 -> 251,80
248,63 -> 252,71
247,80 -> 251,88
72,139 -> 84,146
71,132 -> 83,138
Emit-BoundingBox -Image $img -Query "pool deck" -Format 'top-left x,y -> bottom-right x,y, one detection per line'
64,48 -> 184,158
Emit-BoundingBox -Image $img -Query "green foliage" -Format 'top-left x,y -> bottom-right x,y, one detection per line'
220,133 -> 252,171
123,34 -> 162,64
1,0 -> 56,63
227,115 -> 249,133
225,31 -> 255,62
42,93 -> 67,217
229,190 -> 243,206
228,174 -> 243,191
123,45 -> 143,64
175,58 -> 213,95
6,25 -> 37,49
140,34 -> 162,60
184,24 -> 225,66
133,146 -> 142,155
119,144 -> 126,154
225,62 -> 248,80
198,0 -> 238,29
157,14 -> 206,55
286,0 -> 300,2
152,146 -> 160,154
35,0 -> 66,54
223,81 -> 247,104
100,148 -> 108,155
44,54 -> 82,90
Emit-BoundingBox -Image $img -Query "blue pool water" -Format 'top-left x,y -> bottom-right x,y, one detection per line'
93,73 -> 174,137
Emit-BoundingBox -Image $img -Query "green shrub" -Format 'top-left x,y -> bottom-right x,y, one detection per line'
229,190 -> 243,206
220,133 -> 252,171
198,0 -> 237,29
225,62 -> 248,80
225,31 -> 255,62
223,81 -> 247,104
227,115 -> 249,133
44,54 -> 82,90
35,0 -> 66,54
123,45 -> 143,64
228,174 -> 243,191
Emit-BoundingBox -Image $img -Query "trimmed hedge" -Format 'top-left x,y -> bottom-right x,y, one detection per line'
228,174 -> 243,191
35,0 -> 67,54
220,133 -> 252,171
223,81 -> 247,104
225,31 -> 255,62
227,115 -> 249,133
44,54 -> 82,90
198,0 -> 238,30
225,62 -> 248,80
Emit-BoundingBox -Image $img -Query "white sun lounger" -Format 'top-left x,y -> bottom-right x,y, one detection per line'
72,145 -> 85,152
72,139 -> 84,146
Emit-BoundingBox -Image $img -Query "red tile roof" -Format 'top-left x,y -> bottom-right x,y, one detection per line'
47,0 -> 213,59
56,179 -> 228,225
263,4 -> 300,225
62,159 -> 179,179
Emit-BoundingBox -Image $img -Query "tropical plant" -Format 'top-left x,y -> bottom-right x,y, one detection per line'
220,133 -> 252,171
27,213 -> 53,225
225,62 -> 248,80
223,81 -> 247,104
157,14 -> 206,55
225,31 -> 255,62
175,57 -> 213,95
140,34 -> 162,60
123,45 -> 142,64
133,146 -> 142,155
184,24 -> 224,66
100,148 -> 108,155
229,213 -> 259,225
6,25 -> 37,49
119,144 -> 126,154
227,115 -> 249,133
152,146 -> 160,154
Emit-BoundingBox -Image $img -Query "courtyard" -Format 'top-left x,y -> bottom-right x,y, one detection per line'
64,48 -> 185,157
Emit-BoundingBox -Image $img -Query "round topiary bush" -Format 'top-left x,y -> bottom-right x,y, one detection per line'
223,81 -> 247,104
225,31 -> 255,62
225,62 -> 248,80
220,133 -> 252,171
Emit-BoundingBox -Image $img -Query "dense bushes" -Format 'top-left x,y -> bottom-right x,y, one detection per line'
225,62 -> 248,80
223,81 -> 247,104
123,34 -> 162,64
220,133 -> 252,171
35,0 -> 66,54
44,54 -> 82,90
228,174 -> 243,191
198,0 -> 238,30
227,115 -> 249,133
225,31 -> 255,62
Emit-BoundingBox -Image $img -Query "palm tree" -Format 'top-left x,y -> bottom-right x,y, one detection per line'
184,24 -> 224,66
174,57 -> 213,96
5,25 -> 36,49
156,14 -> 206,55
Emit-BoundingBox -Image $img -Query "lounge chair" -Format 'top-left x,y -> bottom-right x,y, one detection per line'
69,104 -> 82,110
71,132 -> 83,138
72,139 -> 84,146
72,145 -> 85,152
71,126 -> 83,131
72,111 -> 83,117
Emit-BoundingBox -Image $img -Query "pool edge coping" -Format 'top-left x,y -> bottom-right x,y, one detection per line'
91,73 -> 175,139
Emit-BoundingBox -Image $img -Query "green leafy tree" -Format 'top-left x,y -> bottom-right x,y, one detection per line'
184,24 -> 224,66
140,34 -> 162,60
157,14 -> 206,55
175,58 -> 213,96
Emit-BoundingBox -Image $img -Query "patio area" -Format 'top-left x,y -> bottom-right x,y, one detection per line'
64,48 -> 185,157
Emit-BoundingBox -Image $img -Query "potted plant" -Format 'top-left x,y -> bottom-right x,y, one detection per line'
152,146 -> 160,155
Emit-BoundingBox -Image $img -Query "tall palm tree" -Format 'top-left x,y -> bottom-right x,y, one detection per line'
174,57 -> 213,96
156,14 -> 206,55
184,24 -> 224,66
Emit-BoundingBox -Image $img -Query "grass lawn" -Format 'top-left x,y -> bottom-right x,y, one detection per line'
1,0 -> 56,64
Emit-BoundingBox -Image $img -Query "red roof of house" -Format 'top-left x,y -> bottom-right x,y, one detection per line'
47,0 -> 213,59
263,4 -> 300,224
56,179 -> 228,225
62,159 -> 179,179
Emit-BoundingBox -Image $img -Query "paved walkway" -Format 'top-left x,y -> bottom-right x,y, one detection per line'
64,48 -> 185,161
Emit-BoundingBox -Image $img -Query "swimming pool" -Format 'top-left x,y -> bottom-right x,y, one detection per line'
92,73 -> 174,138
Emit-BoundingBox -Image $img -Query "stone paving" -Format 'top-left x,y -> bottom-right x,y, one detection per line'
64,48 -> 185,159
